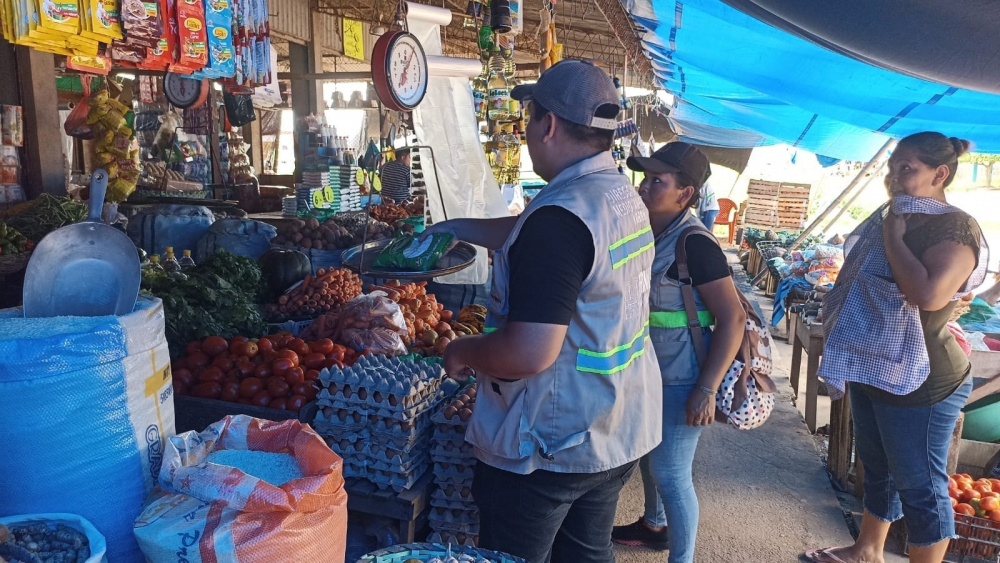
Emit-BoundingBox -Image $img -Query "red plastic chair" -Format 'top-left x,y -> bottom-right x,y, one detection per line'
715,198 -> 738,244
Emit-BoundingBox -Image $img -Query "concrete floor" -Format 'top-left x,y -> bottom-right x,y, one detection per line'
610,263 -> 861,563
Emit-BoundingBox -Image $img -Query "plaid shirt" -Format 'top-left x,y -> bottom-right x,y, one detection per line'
819,196 -> 989,399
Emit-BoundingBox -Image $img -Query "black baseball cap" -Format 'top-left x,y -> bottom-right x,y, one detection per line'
510,59 -> 620,130
627,142 -> 712,187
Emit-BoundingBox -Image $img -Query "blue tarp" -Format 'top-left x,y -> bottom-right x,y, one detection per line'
629,0 -> 1000,159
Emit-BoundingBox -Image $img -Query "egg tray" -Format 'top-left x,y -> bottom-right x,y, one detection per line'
431,442 -> 475,463
433,460 -> 476,483
430,490 -> 477,511
431,408 -> 474,427
429,517 -> 480,536
338,449 -> 429,473
328,435 -> 431,466
313,409 -> 437,448
359,541 -> 523,563
427,531 -> 479,548
318,356 -> 449,407
344,459 -> 430,492
432,484 -> 475,504
318,385 -> 450,422
433,424 -> 469,443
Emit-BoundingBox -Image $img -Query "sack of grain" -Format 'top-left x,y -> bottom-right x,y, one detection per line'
134,415 -> 348,562
0,297 -> 175,562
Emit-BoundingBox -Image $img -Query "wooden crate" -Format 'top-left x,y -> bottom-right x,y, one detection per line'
745,180 -> 812,230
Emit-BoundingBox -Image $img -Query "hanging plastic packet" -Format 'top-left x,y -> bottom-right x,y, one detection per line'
140,0 -> 174,68
38,0 -> 79,36
373,233 -> 455,272
174,0 -> 207,71
84,0 -> 122,42
190,0 -> 233,78
120,0 -> 160,48
67,53 -> 113,73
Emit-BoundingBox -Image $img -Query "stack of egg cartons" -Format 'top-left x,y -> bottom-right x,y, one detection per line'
332,165 -> 362,212
312,355 -> 455,492
428,385 -> 479,547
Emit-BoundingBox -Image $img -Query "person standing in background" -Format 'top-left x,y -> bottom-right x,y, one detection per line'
698,178 -> 720,231
380,148 -> 412,203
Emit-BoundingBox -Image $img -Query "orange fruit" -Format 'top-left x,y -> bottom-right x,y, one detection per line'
961,489 -> 983,503
981,496 -> 1000,512
956,503 -> 977,516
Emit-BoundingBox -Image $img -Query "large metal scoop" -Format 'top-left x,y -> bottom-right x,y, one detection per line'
22,169 -> 141,317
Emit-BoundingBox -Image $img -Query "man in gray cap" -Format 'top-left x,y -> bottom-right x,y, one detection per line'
422,59 -> 663,562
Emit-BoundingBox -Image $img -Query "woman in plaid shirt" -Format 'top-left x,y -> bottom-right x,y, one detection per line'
804,132 -> 988,563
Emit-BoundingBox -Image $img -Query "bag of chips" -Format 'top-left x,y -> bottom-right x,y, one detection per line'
373,233 -> 454,272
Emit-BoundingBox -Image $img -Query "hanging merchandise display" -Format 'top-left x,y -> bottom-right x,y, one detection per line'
486,44 -> 510,122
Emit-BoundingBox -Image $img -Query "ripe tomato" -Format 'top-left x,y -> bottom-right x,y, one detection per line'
251,390 -> 271,407
235,360 -> 256,378
186,352 -> 210,369
212,356 -> 234,372
222,373 -> 240,387
956,503 -> 976,516
191,382 -> 222,399
276,349 -> 300,367
239,377 -> 264,399
272,358 -> 294,377
229,336 -> 249,355
200,367 -> 224,383
960,489 -> 982,503
287,394 -> 306,411
328,347 -> 346,363
289,339 -> 311,357
976,479 -> 994,490
254,363 -> 273,379
292,381 -> 320,401
278,335 -> 295,348
303,353 -> 326,370
310,339 -> 335,355
267,377 -> 290,398
285,367 -> 305,386
950,477 -> 959,489
172,378 -> 189,396
269,397 -> 288,410
952,497 -> 959,508
221,382 -> 240,402
949,485 -> 962,500
173,368 -> 194,387
240,341 -> 259,359
974,484 -> 992,497
957,478 -> 975,491
257,337 -> 274,353
988,509 -> 1000,522
305,369 -> 321,381
981,496 -> 1000,512
185,341 -> 203,356
202,336 -> 229,357
990,479 -> 1000,491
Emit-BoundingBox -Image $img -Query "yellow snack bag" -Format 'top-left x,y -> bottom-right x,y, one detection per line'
88,0 -> 120,40
38,0 -> 79,34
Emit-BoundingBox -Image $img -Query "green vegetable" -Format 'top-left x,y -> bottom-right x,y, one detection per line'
258,248 -> 311,301
142,250 -> 266,357
4,194 -> 88,242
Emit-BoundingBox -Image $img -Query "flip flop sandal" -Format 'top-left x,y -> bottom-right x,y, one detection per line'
799,549 -> 849,563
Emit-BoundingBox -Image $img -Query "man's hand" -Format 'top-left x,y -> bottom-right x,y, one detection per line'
444,337 -> 475,382
419,220 -> 462,252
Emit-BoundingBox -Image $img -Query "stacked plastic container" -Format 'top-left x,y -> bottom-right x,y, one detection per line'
332,165 -> 362,212
428,386 -> 480,547
311,355 -> 456,492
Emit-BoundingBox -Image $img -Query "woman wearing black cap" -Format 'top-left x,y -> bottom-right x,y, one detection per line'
611,143 -> 747,563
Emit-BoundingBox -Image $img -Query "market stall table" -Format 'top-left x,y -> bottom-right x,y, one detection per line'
790,316 -> 824,434
345,472 -> 434,543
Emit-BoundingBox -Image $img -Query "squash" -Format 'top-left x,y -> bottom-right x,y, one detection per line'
258,248 -> 311,301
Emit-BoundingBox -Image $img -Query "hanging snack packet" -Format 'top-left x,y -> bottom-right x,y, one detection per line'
140,0 -> 174,68
38,0 -> 80,35
120,0 -> 160,48
197,0 -> 233,78
84,0 -> 122,41
67,53 -> 113,73
373,232 -> 455,272
175,0 -> 207,70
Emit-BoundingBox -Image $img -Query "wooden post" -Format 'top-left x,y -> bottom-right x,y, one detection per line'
307,12 -> 326,114
244,109 -> 264,175
13,45 -> 66,197
828,390 -> 854,490
787,139 -> 896,251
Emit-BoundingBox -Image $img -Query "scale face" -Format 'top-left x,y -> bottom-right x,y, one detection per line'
164,73 -> 208,109
372,31 -> 428,112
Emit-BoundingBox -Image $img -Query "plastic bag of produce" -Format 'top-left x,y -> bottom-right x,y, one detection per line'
0,513 -> 107,563
373,232 -> 453,272
195,217 -> 277,263
0,297 -> 175,562
129,204 -> 216,257
133,415 -> 348,563
301,292 -> 408,356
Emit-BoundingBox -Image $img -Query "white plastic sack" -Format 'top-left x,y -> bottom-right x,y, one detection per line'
409,5 -> 511,285
252,49 -> 283,108
0,298 -> 175,562
0,513 -> 108,563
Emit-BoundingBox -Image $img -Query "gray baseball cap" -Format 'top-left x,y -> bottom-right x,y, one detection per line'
511,59 -> 620,130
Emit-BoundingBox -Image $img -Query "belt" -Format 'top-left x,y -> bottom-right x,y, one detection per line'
649,310 -> 715,329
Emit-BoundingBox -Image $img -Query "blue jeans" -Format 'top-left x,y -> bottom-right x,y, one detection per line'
851,377 -> 973,547
639,383 -> 703,563
700,210 -> 719,232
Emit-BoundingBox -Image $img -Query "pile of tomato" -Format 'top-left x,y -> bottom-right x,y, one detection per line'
950,474 -> 1000,521
171,333 -> 362,411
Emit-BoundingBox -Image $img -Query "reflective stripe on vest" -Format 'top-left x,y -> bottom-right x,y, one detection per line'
576,322 -> 650,375
649,310 -> 716,329
609,226 -> 655,270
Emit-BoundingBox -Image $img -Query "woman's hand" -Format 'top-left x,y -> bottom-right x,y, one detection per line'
686,389 -> 715,427
882,212 -> 909,243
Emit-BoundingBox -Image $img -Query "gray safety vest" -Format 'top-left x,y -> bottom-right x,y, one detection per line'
466,152 -> 663,474
649,211 -> 716,385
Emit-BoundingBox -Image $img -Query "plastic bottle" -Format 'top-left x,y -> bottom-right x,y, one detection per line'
162,247 -> 182,272
487,45 -> 510,122
146,255 -> 164,271
178,249 -> 197,269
